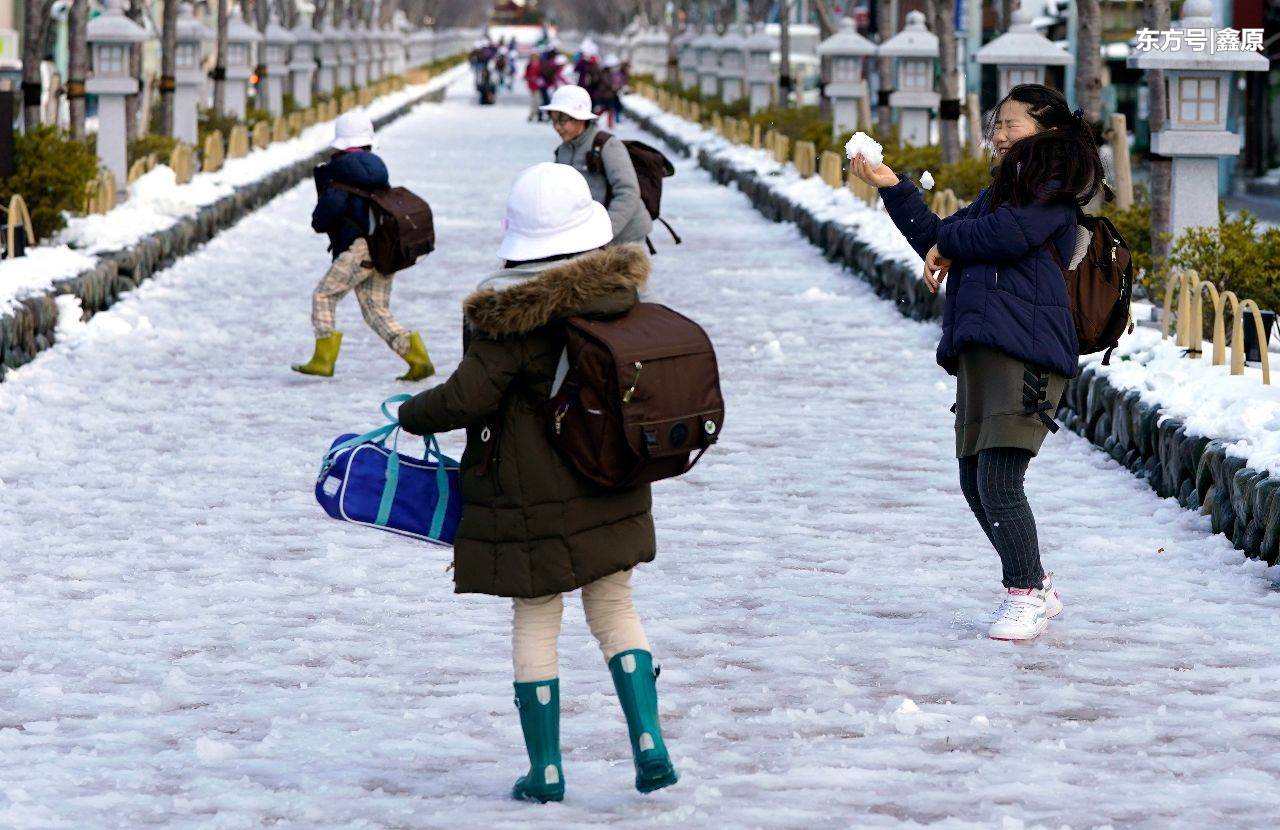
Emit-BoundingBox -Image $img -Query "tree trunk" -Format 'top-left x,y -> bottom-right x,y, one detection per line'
876,0 -> 893,134
21,0 -> 55,129
1000,0 -> 1014,30
1144,0 -> 1172,269
214,0 -> 229,113
68,0 -> 89,140
1075,0 -> 1103,124
928,0 -> 961,163
160,0 -> 179,136
125,0 -> 145,141
778,0 -> 791,108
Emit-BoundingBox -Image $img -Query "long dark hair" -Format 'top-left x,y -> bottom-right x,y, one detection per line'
984,84 -> 1107,211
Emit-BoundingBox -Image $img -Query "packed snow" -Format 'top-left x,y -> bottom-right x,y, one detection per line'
0,73 -> 1278,829
920,169 -> 935,191
844,130 -> 885,167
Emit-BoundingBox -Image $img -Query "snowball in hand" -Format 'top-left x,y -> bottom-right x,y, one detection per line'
920,170 -> 935,191
844,132 -> 884,167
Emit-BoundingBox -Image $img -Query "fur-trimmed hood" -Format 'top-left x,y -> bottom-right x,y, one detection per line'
464,245 -> 650,337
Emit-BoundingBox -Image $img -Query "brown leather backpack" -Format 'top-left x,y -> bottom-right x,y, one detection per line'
1049,213 -> 1134,364
329,183 -> 436,274
585,131 -> 682,251
546,303 -> 724,489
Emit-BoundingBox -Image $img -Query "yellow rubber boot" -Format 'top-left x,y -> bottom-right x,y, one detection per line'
398,332 -> 435,382
292,332 -> 343,377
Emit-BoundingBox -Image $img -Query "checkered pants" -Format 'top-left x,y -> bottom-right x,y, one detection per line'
311,238 -> 411,356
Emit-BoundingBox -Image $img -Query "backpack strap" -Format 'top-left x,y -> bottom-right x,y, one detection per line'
327,181 -> 372,199
587,130 -> 616,206
655,216 -> 681,245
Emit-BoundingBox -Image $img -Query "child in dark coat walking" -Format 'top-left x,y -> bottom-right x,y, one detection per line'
293,111 -> 434,381
852,84 -> 1106,641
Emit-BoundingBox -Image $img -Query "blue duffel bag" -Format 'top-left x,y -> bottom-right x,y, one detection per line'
315,394 -> 462,546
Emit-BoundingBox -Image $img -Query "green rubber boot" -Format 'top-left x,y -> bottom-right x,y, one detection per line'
511,679 -> 565,803
397,332 -> 435,382
608,650 -> 678,794
291,332 -> 343,377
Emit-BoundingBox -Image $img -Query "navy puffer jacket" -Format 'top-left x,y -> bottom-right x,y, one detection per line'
880,177 -> 1080,378
311,150 -> 390,259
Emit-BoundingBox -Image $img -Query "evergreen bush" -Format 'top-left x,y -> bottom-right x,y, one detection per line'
128,134 -> 179,167
1,126 -> 99,241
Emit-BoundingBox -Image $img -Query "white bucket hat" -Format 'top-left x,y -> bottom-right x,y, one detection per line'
331,110 -> 375,151
497,163 -> 613,262
604,53 -> 621,69
539,85 -> 597,121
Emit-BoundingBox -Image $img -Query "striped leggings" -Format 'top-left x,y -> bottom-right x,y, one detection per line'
958,448 -> 1044,590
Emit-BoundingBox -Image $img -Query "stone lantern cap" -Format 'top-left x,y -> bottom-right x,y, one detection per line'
1129,0 -> 1268,72
976,5 -> 1070,66
225,6 -> 263,45
691,28 -> 717,53
719,24 -> 747,54
289,20 -> 321,45
878,10 -> 937,59
263,10 -> 296,48
817,18 -> 876,58
746,22 -> 778,54
87,0 -> 149,44
175,2 -> 214,44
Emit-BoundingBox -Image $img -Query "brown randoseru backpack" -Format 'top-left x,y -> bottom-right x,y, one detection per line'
546,303 -> 724,489
1049,213 -> 1134,364
586,131 -> 682,252
329,183 -> 436,274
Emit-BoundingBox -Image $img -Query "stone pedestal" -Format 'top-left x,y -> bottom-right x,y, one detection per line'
86,77 -> 132,184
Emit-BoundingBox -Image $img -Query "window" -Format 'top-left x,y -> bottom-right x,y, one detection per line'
95,44 -> 126,75
833,57 -> 859,82
751,52 -> 770,73
228,44 -> 247,66
176,43 -> 197,69
899,59 -> 929,90
1005,67 -> 1039,89
1177,76 -> 1219,125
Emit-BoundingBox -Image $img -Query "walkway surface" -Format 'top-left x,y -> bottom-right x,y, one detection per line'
1,75 -> 1278,830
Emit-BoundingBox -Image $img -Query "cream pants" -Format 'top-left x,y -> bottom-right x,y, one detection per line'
512,570 -> 649,682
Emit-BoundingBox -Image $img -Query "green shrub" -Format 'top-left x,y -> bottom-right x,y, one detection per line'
1169,207 -> 1280,312
282,93 -> 299,115
245,105 -> 272,127
1099,185 -> 1157,296
127,133 -> 178,167
1,125 -> 99,241
198,108 -> 241,147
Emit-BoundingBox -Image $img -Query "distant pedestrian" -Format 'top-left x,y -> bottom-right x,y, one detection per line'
543,85 -> 652,248
396,162 -> 678,803
524,53 -> 545,121
293,111 -> 434,381
851,84 -> 1108,641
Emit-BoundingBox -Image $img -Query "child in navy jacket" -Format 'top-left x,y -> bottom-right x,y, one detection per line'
852,85 -> 1107,641
292,111 -> 434,381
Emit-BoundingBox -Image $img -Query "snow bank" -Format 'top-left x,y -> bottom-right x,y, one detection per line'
0,247 -> 97,314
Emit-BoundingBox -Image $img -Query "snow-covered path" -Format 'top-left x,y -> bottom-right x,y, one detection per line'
1,77 -> 1278,829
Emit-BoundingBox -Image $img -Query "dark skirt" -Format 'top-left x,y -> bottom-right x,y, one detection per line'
954,344 -> 1067,459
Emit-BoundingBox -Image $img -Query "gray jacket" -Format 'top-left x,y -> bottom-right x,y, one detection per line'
554,122 -> 653,246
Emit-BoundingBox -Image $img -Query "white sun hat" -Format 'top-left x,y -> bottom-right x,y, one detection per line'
331,110 -> 376,151
604,53 -> 621,68
539,84 -> 598,121
497,162 -> 613,262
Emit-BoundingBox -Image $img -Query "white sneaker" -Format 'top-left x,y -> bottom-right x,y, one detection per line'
987,588 -> 1048,641
1042,572 -> 1063,619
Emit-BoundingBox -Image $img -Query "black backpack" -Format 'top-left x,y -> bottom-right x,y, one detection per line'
585,131 -> 681,252
329,183 -> 436,275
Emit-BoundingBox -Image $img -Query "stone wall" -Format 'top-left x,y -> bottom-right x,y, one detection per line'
628,104 -> 1280,567
0,84 -> 450,383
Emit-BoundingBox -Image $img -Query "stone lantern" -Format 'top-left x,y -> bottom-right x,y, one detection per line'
676,28 -> 699,91
86,0 -> 149,185
352,21 -> 371,88
260,10 -> 295,116
391,11 -> 410,75
717,24 -> 747,104
377,23 -> 394,80
695,29 -> 720,99
222,5 -> 262,118
816,18 -> 876,137
1130,0 -> 1268,239
975,4 -> 1071,101
172,2 -> 213,146
644,27 -> 668,82
315,19 -> 338,95
877,10 -> 939,147
288,19 -> 319,108
745,23 -> 777,114
335,20 -> 357,90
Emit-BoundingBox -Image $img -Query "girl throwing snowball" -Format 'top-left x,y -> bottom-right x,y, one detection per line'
850,84 -> 1106,641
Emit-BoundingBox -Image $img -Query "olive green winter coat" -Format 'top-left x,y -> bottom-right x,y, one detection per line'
397,245 -> 656,598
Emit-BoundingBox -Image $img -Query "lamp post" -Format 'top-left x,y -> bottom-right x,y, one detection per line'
288,17 -> 319,108
816,18 -> 876,137
745,23 -> 778,114
172,2 -> 213,146
1129,0 -> 1268,239
260,9 -> 295,116
876,10 -> 939,147
975,4 -> 1072,102
222,5 -> 262,118
85,0 -> 149,184
718,23 -> 747,104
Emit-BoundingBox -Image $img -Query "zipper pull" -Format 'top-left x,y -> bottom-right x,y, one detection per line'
622,361 -> 643,403
553,401 -> 569,435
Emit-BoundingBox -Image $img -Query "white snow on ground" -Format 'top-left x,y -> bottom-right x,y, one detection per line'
0,65 -> 469,311
1,76 -> 1279,829
626,94 -> 1280,481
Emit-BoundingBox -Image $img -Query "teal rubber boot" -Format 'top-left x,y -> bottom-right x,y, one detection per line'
511,679 -> 565,803
608,650 -> 679,794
